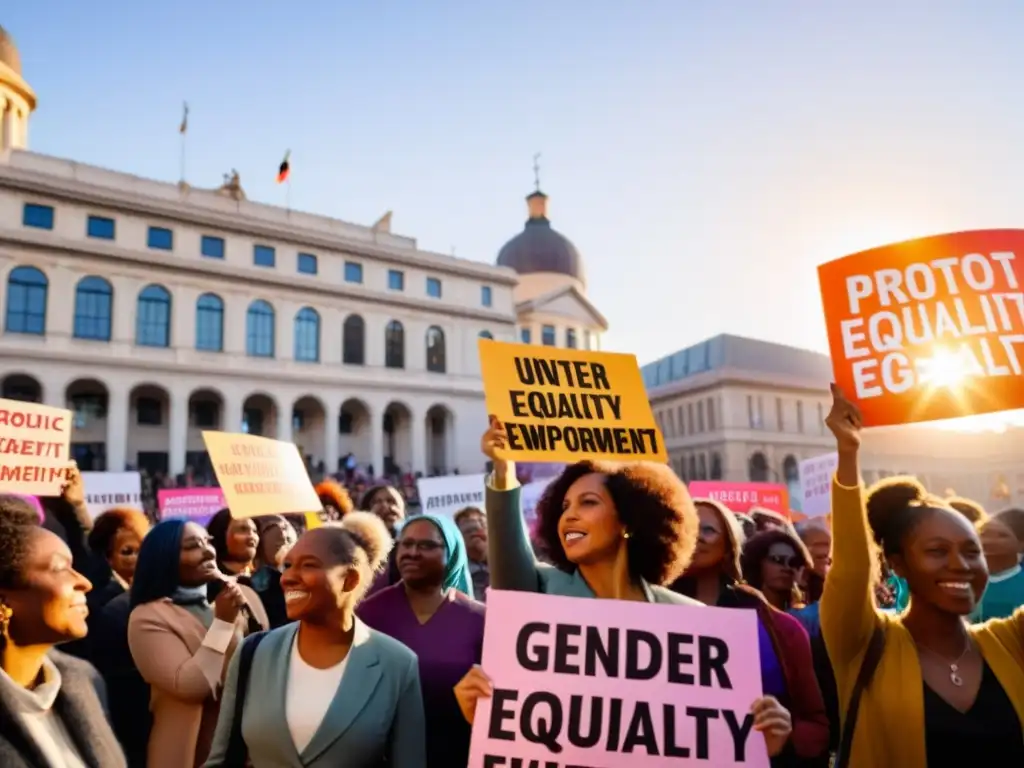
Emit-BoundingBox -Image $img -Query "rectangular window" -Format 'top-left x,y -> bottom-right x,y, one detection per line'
253,244 -> 275,267
697,401 -> 705,432
201,235 -> 225,259
687,403 -> 695,434
542,325 -> 556,346
344,261 -> 363,284
22,203 -> 54,230
520,328 -> 531,344
796,401 -> 804,433
298,253 -> 318,275
147,226 -> 173,251
87,215 -> 115,240
776,397 -> 784,431
481,286 -> 493,307
707,397 -> 716,431
747,395 -> 755,428
388,269 -> 404,291
426,277 -> 442,298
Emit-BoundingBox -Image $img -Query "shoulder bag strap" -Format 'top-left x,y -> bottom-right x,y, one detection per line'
223,630 -> 267,768
833,625 -> 886,768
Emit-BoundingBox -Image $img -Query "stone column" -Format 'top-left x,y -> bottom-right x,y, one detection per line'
168,391 -> 188,476
411,408 -> 427,475
370,407 -> 384,479
106,385 -> 129,471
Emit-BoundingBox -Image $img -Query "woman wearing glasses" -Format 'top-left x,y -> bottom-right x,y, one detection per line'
358,513 -> 483,768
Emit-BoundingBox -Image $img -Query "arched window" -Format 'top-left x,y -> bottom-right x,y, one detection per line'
385,320 -> 405,369
5,266 -> 48,335
749,452 -> 769,482
136,284 -> 171,347
294,307 -> 321,362
426,326 -> 446,373
566,328 -> 577,348
688,455 -> 697,480
479,330 -> 494,339
342,314 -> 365,365
710,452 -> 723,480
73,275 -> 112,341
195,293 -> 224,352
246,300 -> 275,358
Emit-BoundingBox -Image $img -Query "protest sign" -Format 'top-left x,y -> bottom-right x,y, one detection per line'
468,590 -> 768,768
819,229 -> 1024,426
798,453 -> 838,519
0,398 -> 72,495
203,431 -> 321,518
417,473 -> 486,519
158,487 -> 226,526
478,339 -> 666,464
82,471 -> 142,519
687,481 -> 789,516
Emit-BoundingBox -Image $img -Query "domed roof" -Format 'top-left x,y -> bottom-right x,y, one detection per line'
496,191 -> 585,284
0,26 -> 21,75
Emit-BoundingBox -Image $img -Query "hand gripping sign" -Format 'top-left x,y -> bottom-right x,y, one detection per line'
818,230 -> 1024,426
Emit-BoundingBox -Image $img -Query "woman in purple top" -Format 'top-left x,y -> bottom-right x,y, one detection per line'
358,512 -> 484,768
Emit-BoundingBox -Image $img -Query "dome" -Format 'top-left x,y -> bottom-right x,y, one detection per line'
0,27 -> 21,75
496,191 -> 585,284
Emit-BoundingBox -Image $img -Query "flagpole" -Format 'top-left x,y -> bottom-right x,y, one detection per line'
179,131 -> 186,184
178,102 -> 189,185
286,177 -> 292,214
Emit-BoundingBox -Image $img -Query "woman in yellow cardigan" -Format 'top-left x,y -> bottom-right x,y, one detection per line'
822,384 -> 1024,766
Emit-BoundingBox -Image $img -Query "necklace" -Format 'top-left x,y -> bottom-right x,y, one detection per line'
917,635 -> 973,687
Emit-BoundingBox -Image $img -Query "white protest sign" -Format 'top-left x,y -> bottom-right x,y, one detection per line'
416,473 -> 487,518
82,471 -> 143,519
798,453 -> 838,519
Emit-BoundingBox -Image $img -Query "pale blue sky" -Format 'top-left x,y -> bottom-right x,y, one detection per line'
7,2 -> 1024,365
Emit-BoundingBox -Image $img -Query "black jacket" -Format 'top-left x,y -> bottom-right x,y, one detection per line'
0,650 -> 127,768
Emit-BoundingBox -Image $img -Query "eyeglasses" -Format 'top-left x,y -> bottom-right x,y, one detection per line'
398,539 -> 444,553
767,553 -> 803,569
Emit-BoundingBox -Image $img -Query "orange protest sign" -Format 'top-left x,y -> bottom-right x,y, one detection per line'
819,229 -> 1024,426
478,338 -> 666,463
0,398 -> 72,495
203,431 -> 321,518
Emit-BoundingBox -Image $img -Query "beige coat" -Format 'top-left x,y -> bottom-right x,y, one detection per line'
127,586 -> 268,768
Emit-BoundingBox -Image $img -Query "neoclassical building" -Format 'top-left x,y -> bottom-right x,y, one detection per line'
644,333 -> 1024,512
0,25 -> 607,479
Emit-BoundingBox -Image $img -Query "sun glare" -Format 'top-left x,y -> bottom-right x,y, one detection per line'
919,346 -> 971,390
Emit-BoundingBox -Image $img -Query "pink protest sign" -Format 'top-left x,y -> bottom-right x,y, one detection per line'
157,488 -> 225,527
468,590 -> 769,768
687,481 -> 789,516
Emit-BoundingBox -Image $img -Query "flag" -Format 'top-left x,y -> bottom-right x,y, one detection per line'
179,102 -> 189,135
276,150 -> 291,184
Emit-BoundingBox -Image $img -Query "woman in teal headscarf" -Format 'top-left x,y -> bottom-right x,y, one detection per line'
357,512 -> 485,768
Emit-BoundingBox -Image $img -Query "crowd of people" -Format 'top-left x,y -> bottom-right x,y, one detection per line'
1,385 -> 1023,766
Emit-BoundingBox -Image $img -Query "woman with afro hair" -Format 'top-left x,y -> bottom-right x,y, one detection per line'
452,417 -> 795,758
822,385 -> 1024,767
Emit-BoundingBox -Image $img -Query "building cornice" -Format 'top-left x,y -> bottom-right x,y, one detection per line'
647,367 -> 829,402
0,154 -> 518,286
0,228 -> 517,326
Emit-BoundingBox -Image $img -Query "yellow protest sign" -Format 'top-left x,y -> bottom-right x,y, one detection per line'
203,431 -> 322,518
0,398 -> 73,495
478,339 -> 666,463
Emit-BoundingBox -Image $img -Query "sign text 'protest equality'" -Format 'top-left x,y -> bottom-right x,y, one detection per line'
478,339 -> 666,464
819,229 -> 1024,426
203,431 -> 321,518
0,398 -> 73,495
468,590 -> 768,768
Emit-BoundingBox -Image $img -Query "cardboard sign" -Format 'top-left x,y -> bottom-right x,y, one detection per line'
0,398 -> 72,495
798,453 -> 838,519
158,487 -> 226,526
478,339 -> 666,464
819,230 -> 1024,426
468,590 -> 769,768
82,471 -> 142,519
416,473 -> 486,519
203,431 -> 321,518
687,481 -> 789,515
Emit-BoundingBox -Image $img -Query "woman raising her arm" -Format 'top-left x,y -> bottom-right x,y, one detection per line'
821,385 -> 1024,767
453,417 -> 794,757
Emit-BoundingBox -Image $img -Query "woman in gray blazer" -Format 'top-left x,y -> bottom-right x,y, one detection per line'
204,513 -> 426,768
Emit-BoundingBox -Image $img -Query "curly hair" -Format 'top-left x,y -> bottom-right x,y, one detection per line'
947,496 -> 988,525
316,480 -> 354,517
866,476 -> 953,557
740,528 -> 812,605
533,460 -> 698,586
319,512 -> 394,602
0,495 -> 44,589
87,507 -> 151,559
359,484 -> 404,512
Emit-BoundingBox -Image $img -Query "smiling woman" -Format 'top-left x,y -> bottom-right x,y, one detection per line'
0,494 -> 127,766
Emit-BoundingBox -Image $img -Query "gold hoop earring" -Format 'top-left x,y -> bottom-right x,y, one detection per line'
0,601 -> 12,636
622,531 -> 632,540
